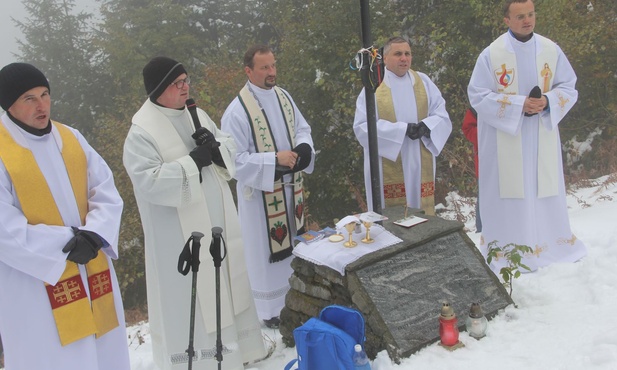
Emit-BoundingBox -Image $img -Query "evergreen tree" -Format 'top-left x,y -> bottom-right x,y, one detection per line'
15,0 -> 103,135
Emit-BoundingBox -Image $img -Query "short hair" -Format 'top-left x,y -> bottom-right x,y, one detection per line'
503,0 -> 534,17
383,36 -> 410,56
243,45 -> 273,69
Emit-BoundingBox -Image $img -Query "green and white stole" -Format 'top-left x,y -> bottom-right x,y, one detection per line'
489,33 -> 559,198
238,84 -> 305,262
376,70 -> 435,215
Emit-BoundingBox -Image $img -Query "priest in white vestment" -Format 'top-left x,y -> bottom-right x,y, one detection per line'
354,37 -> 452,214
221,45 -> 315,327
467,0 -> 586,273
123,57 -> 265,370
0,63 -> 129,369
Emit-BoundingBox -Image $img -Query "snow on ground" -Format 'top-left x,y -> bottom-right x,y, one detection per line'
127,174 -> 617,370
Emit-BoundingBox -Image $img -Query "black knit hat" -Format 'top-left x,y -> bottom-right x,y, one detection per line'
0,63 -> 50,111
142,56 -> 187,101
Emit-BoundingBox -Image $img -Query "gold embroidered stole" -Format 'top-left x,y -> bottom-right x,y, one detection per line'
489,33 -> 559,198
238,85 -> 305,262
376,70 -> 435,215
0,121 -> 118,346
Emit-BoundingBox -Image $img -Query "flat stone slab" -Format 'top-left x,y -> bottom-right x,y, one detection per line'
281,207 -> 512,362
354,229 -> 509,358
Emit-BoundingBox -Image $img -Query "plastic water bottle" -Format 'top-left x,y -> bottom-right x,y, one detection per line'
352,344 -> 371,370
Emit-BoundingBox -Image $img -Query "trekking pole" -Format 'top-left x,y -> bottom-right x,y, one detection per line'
177,231 -> 205,370
209,227 -> 227,370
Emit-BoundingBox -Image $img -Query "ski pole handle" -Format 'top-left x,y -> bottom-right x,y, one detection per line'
190,232 -> 204,272
177,232 -> 205,275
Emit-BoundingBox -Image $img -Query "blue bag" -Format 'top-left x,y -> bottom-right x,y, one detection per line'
285,305 -> 366,370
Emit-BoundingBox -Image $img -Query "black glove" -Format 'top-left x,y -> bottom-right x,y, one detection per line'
406,121 -> 431,140
192,127 -> 225,168
525,86 -> 542,117
62,227 -> 104,264
191,127 -> 216,147
274,143 -> 313,180
291,143 -> 312,172
189,144 -> 213,170
210,146 -> 226,168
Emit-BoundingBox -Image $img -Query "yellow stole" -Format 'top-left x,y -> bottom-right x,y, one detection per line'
0,121 -> 118,346
376,70 -> 435,215
238,84 -> 305,262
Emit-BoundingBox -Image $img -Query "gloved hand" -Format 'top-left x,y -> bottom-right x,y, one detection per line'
291,143 -> 312,172
524,86 -> 542,117
192,127 -> 225,169
406,121 -> 431,140
210,146 -> 226,168
62,227 -> 104,264
189,144 -> 213,170
191,127 -> 217,147
274,143 -> 313,180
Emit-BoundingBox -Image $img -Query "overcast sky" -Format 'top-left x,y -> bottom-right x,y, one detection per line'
1,1 -> 28,67
1,0 -> 99,68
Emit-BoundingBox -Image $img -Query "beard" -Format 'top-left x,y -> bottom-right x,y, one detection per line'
265,76 -> 277,88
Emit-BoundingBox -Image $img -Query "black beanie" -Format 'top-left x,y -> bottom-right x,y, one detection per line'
142,56 -> 187,101
0,63 -> 50,111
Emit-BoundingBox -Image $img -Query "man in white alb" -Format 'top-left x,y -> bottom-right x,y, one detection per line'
123,56 -> 265,369
468,0 -> 586,273
0,62 -> 129,370
353,36 -> 452,215
221,45 -> 315,328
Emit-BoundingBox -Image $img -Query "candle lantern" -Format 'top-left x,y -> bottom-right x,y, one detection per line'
465,302 -> 488,339
439,302 -> 460,347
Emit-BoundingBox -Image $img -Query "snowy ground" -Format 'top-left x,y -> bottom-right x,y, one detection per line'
126,174 -> 617,370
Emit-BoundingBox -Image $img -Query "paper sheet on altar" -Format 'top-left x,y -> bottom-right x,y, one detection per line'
292,224 -> 403,275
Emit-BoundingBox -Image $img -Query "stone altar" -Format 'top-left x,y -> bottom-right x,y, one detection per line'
280,207 -> 513,362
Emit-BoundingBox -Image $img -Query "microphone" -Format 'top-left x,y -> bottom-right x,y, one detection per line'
525,86 -> 542,117
186,98 -> 201,130
186,98 -> 220,148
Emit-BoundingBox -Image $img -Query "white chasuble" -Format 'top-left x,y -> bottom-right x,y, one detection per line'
125,100 -> 265,369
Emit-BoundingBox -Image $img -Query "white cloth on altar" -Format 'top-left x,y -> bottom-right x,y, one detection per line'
221,81 -> 314,321
0,113 -> 129,370
353,69 -> 452,210
124,100 -> 265,370
468,31 -> 586,272
293,224 -> 402,275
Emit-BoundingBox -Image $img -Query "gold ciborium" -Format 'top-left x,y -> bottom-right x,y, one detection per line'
361,220 -> 374,244
343,222 -> 358,248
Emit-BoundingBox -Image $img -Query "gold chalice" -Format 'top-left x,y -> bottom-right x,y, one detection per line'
343,222 -> 358,248
361,220 -> 374,243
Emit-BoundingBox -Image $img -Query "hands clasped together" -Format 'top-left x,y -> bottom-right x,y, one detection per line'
62,227 -> 104,264
406,121 -> 431,140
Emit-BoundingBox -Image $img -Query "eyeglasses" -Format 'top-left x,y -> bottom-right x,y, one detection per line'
170,77 -> 191,89
512,11 -> 535,21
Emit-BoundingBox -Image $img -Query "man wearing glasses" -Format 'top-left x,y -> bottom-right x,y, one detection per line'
123,56 -> 266,370
468,0 -> 585,274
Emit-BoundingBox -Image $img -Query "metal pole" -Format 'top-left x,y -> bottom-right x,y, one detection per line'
179,232 -> 204,370
359,0 -> 382,215
209,227 -> 225,370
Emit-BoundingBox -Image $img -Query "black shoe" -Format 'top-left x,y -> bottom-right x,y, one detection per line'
263,316 -> 280,329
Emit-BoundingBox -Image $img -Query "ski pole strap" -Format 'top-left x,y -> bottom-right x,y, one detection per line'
178,236 -> 193,276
